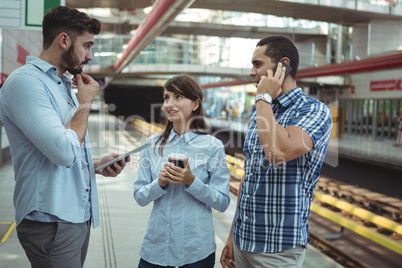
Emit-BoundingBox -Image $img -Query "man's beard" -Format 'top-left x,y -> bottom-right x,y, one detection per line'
62,45 -> 88,75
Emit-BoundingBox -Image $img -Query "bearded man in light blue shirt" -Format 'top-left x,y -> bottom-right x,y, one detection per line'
0,6 -> 130,268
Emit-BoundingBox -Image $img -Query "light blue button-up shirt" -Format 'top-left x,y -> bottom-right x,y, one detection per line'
0,56 -> 99,228
134,130 -> 230,266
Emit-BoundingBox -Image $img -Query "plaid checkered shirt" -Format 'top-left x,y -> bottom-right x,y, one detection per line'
233,87 -> 333,253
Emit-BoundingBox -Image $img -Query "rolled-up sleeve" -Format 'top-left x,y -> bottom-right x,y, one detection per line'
4,74 -> 79,166
292,102 -> 333,149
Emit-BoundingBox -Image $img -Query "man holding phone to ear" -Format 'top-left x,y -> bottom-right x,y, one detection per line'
220,36 -> 333,267
0,6 -> 130,268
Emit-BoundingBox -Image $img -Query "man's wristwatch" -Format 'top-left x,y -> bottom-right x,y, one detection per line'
255,93 -> 272,104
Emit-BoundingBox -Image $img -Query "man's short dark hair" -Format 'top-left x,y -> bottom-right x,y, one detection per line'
42,6 -> 101,49
257,36 -> 299,79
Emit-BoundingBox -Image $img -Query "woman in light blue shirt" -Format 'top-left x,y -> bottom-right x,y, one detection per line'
134,75 -> 230,268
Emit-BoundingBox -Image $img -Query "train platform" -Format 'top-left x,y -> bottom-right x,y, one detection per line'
0,113 -> 344,268
207,117 -> 402,170
327,134 -> 402,170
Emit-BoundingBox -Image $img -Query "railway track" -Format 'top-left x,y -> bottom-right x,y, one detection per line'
316,176 -> 402,223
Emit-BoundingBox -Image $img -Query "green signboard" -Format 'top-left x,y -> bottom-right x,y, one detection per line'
25,0 -> 63,27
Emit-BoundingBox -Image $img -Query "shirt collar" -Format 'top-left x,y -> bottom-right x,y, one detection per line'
167,129 -> 198,143
276,87 -> 303,108
27,56 -> 71,82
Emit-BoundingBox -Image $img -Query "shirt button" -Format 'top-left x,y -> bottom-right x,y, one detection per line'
53,68 -> 56,71
250,173 -> 253,176
58,81 -> 61,85
86,189 -> 89,192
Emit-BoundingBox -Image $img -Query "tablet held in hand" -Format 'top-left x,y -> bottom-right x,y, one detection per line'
95,143 -> 150,171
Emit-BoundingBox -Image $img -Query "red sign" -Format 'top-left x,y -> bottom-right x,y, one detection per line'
17,44 -> 30,65
0,73 -> 8,85
370,79 -> 402,91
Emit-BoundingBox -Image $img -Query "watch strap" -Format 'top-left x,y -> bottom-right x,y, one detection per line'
255,93 -> 272,104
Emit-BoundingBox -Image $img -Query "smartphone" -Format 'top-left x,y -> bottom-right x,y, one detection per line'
272,60 -> 292,79
168,158 -> 185,168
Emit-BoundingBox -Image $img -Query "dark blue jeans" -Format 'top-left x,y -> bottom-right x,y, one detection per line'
138,252 -> 215,268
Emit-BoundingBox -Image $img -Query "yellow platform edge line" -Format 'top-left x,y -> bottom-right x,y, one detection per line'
1,222 -> 16,243
314,191 -> 402,235
311,203 -> 402,255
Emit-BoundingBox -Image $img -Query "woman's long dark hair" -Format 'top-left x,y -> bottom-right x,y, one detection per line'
155,75 -> 209,156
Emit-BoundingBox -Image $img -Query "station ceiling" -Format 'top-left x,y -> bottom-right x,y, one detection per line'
66,0 -> 401,25
63,0 -> 402,87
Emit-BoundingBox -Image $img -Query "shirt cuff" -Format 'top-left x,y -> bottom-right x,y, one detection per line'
150,178 -> 168,196
185,176 -> 203,195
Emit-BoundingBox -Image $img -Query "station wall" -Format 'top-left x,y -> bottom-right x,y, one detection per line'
370,19 -> 402,55
1,29 -> 42,78
0,29 -> 41,164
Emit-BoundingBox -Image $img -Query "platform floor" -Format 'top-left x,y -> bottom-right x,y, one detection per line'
0,113 -> 352,268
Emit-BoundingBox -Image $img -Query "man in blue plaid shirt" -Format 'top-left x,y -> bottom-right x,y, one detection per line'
220,36 -> 333,268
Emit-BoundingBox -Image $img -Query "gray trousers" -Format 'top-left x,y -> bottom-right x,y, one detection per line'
233,242 -> 306,268
17,219 -> 91,268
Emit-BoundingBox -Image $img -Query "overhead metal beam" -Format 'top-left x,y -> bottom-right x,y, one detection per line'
298,52 -> 402,78
200,52 -> 402,89
112,0 -> 195,74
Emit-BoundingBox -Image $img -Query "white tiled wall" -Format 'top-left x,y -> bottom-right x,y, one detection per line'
296,36 -> 328,68
1,29 -> 42,75
352,25 -> 368,59
0,29 -> 42,155
341,19 -> 402,100
341,69 -> 402,100
369,19 -> 402,55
